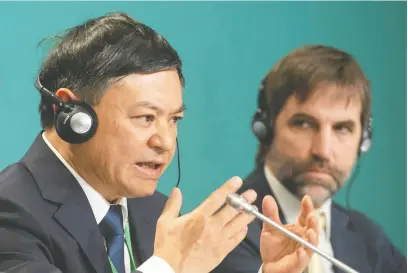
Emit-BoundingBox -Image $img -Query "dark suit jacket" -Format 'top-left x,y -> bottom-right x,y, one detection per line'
0,134 -> 166,273
213,166 -> 407,273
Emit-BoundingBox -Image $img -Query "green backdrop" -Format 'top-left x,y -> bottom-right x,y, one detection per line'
0,1 -> 406,254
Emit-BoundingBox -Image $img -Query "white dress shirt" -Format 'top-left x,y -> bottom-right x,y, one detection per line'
42,133 -> 174,273
264,164 -> 335,273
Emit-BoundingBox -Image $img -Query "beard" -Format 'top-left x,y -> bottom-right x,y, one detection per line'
266,145 -> 350,207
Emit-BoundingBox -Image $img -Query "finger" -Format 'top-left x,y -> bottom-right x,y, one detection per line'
224,225 -> 249,255
297,195 -> 314,227
222,206 -> 256,235
306,213 -> 319,234
262,195 -> 282,231
263,247 -> 310,273
195,176 -> 243,216
161,188 -> 182,219
304,228 -> 318,258
214,189 -> 257,225
294,210 -> 319,242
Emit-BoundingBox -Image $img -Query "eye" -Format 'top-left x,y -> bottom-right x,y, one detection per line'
134,115 -> 155,126
291,119 -> 313,129
334,124 -> 352,134
171,116 -> 183,124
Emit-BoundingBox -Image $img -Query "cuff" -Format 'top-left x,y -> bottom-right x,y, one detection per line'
136,256 -> 175,273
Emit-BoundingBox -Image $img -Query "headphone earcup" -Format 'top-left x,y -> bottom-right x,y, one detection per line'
359,137 -> 371,153
252,119 -> 267,141
359,117 -> 373,154
54,101 -> 98,144
251,109 -> 273,144
359,128 -> 372,153
252,109 -> 267,141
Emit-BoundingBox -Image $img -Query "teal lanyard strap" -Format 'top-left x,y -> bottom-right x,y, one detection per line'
108,219 -> 137,273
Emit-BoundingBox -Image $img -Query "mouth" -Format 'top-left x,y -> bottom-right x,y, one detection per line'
298,170 -> 335,187
305,167 -> 331,175
302,170 -> 332,178
134,162 -> 164,179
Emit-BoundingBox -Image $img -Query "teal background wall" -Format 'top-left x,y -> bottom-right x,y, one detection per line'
0,2 -> 406,254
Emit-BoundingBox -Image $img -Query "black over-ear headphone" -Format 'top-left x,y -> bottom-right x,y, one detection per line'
251,77 -> 373,155
35,77 -> 98,144
35,76 -> 182,187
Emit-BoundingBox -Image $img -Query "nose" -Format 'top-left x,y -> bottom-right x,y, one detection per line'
311,127 -> 332,163
147,122 -> 174,154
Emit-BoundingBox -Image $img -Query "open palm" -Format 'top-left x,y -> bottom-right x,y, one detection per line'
260,195 -> 319,273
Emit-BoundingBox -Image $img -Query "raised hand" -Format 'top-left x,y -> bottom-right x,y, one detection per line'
260,195 -> 319,273
153,177 -> 257,273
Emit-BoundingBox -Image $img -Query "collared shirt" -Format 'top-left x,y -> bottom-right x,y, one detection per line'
42,132 -> 174,273
264,164 -> 335,273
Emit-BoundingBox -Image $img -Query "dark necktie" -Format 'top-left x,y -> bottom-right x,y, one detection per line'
99,205 -> 125,273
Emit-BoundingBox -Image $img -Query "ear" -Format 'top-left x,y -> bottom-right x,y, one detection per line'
53,88 -> 78,113
55,88 -> 78,102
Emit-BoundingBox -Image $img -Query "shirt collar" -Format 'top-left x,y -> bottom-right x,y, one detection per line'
263,164 -> 331,237
42,132 -> 128,227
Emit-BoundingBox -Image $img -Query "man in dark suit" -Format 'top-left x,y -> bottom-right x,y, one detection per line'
213,45 -> 407,273
0,12 -> 320,273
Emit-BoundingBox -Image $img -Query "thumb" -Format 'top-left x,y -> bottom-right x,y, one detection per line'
161,187 -> 183,218
262,195 -> 282,230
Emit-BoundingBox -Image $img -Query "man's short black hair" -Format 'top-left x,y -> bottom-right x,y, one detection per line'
37,12 -> 184,129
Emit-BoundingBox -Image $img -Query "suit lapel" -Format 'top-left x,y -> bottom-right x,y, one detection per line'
331,205 -> 374,273
127,196 -> 159,264
53,186 -> 111,273
22,134 -> 111,273
242,166 -> 287,224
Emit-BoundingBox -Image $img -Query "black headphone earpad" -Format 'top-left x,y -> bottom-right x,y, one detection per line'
252,110 -> 274,145
252,111 -> 268,141
54,101 -> 98,144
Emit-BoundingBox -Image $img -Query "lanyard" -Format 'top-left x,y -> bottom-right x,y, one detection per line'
108,219 -> 137,273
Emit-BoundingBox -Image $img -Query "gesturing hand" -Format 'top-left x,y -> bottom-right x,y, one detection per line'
154,177 -> 257,273
260,195 -> 319,273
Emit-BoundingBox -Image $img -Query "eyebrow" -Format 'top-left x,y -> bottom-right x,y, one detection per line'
289,112 -> 357,127
289,112 -> 316,122
133,101 -> 186,115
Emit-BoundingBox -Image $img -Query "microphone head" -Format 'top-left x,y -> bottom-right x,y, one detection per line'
226,193 -> 258,214
226,193 -> 244,210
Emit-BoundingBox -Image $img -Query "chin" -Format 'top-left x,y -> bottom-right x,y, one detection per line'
124,178 -> 159,198
138,184 -> 158,197
299,186 -> 331,207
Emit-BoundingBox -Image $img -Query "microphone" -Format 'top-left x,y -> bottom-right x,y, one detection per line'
226,193 -> 359,273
